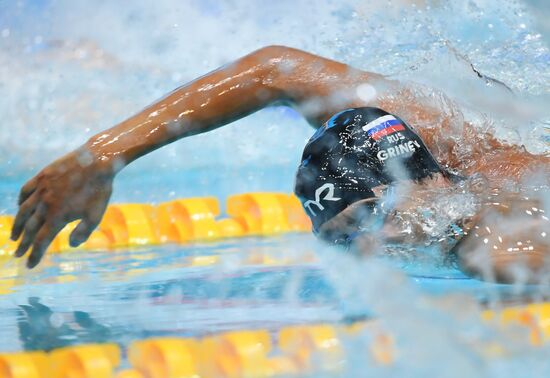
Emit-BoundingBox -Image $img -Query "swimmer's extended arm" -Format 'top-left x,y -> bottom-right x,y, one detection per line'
12,45 -> 382,268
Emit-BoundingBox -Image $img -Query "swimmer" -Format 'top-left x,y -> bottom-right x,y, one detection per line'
10,46 -> 550,282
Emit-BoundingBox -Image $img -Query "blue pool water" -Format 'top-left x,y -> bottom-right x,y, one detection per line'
1,0 -> 550,376
0,225 -> 541,350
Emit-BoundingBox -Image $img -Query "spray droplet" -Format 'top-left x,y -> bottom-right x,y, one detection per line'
356,83 -> 377,102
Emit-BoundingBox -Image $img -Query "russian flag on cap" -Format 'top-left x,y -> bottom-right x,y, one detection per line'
362,115 -> 405,140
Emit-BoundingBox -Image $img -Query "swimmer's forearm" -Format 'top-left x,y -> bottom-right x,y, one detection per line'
82,45 -> 377,172
83,46 -> 287,171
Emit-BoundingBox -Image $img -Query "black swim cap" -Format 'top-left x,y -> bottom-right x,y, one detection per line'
294,107 -> 445,232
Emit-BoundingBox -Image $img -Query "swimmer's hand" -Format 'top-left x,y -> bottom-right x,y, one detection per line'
10,149 -> 114,268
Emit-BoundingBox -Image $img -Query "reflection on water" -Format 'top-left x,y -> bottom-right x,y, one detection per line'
1,235 -> 341,351
17,297 -> 111,351
0,233 -> 545,353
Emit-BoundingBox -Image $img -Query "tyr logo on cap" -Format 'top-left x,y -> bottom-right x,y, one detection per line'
303,183 -> 341,216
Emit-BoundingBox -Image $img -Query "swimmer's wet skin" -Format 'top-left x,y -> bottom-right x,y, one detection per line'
11,46 -> 550,283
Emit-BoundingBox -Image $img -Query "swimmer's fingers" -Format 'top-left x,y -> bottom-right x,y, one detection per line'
14,207 -> 46,259
27,222 -> 65,269
17,176 -> 39,206
69,214 -> 102,248
68,219 -> 96,248
69,189 -> 112,247
11,191 -> 39,241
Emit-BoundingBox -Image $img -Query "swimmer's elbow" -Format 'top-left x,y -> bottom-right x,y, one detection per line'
252,45 -> 303,60
248,45 -> 307,102
250,45 -> 343,106
251,45 -> 312,74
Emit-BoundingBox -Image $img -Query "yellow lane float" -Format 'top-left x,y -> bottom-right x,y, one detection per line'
0,216 -> 14,246
114,370 -> 144,378
0,216 -> 17,262
49,344 -> 120,378
227,193 -> 292,235
156,197 -> 222,243
275,194 -> 311,232
201,330 -> 272,378
49,222 -> 112,253
278,324 -> 343,373
0,351 -> 49,378
99,204 -> 159,247
216,218 -> 247,238
128,338 -> 200,378
3,192 -> 310,255
482,302 -> 550,345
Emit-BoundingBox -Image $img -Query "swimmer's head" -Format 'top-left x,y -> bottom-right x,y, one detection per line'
294,107 -> 457,239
